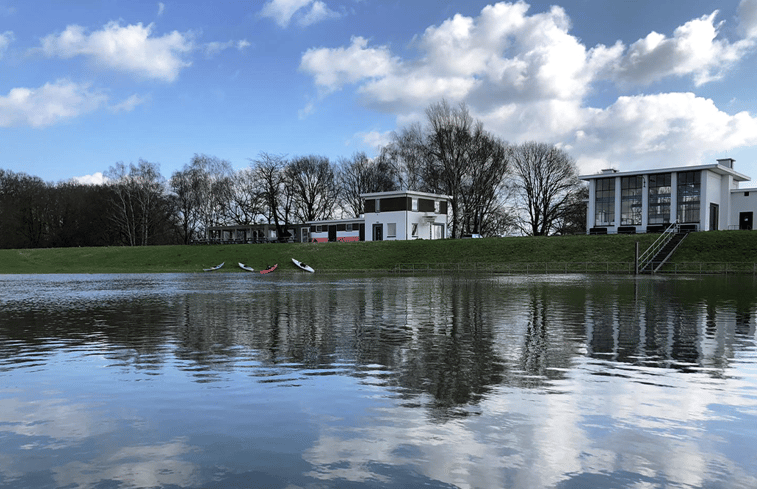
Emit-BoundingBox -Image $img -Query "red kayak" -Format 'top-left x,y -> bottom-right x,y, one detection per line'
260,264 -> 278,274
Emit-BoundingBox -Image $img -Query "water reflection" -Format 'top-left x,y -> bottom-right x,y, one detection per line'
0,273 -> 756,488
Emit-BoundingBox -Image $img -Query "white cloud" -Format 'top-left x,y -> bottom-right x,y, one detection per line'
0,30 -> 13,58
570,93 -> 757,174
0,79 -> 107,128
612,11 -> 755,86
739,0 -> 757,38
157,2 -> 166,17
261,0 -> 340,27
300,36 -> 399,93
301,1 -> 757,171
203,39 -> 251,57
73,172 -> 108,185
297,0 -> 341,26
110,93 -> 149,113
356,130 -> 392,151
40,21 -> 194,82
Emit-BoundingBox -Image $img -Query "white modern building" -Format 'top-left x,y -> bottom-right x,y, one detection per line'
580,158 -> 757,234
302,190 -> 450,242
361,190 -> 449,241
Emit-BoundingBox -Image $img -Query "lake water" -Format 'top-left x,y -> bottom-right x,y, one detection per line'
0,273 -> 756,489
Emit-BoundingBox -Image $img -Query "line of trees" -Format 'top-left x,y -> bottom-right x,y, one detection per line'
0,101 -> 587,249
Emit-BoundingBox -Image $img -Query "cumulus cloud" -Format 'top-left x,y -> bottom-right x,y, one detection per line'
569,93 -> 757,173
300,36 -> 400,93
261,0 -> 341,27
40,21 -> 194,82
0,79 -> 107,128
611,11 -> 755,86
300,1 -> 757,171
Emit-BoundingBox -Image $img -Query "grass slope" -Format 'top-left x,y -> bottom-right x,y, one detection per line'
0,233 -> 669,274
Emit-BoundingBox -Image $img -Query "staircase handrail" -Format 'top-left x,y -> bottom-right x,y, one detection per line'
638,222 -> 679,271
650,232 -> 689,273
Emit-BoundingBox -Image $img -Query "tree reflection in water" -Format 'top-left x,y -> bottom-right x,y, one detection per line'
0,273 -> 755,489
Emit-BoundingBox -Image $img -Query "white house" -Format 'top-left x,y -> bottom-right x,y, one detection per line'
580,158 -> 757,234
361,190 -> 449,241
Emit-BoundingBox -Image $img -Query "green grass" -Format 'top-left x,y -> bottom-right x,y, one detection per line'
0,231 -> 754,274
0,233 -> 648,274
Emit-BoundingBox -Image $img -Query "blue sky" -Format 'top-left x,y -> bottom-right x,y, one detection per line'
2,0 -> 757,185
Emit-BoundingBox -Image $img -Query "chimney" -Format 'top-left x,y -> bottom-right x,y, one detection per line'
717,158 -> 735,168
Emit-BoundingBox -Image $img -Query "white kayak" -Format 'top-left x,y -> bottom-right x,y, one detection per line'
203,262 -> 224,272
292,258 -> 314,273
238,262 -> 255,272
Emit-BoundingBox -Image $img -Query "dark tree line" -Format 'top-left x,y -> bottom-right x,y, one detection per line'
0,101 -> 587,249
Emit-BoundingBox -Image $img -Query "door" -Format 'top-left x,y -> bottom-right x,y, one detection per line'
740,212 -> 753,230
709,203 -> 719,231
372,223 -> 383,241
359,223 -> 365,241
328,225 -> 337,242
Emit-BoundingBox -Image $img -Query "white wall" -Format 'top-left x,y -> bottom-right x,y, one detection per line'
730,190 -> 757,229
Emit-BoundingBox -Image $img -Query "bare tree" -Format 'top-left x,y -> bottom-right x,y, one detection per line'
459,127 -> 511,236
286,155 -> 339,222
250,152 -> 293,240
379,100 -> 511,238
224,167 -> 264,225
169,164 -> 204,244
379,124 -> 426,192
106,160 -> 167,246
338,151 -> 398,217
510,142 -> 581,236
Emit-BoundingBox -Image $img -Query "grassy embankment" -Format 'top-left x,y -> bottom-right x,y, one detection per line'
0,231 -> 754,274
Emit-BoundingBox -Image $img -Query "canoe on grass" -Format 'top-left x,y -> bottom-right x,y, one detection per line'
260,264 -> 278,274
238,262 -> 255,272
203,262 -> 224,272
292,258 -> 314,273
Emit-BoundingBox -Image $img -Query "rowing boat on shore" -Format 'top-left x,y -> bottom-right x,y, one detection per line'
292,258 -> 314,273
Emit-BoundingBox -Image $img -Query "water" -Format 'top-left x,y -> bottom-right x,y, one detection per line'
0,273 -> 756,488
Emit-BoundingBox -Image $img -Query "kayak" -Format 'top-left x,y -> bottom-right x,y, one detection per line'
260,264 -> 278,274
292,258 -> 314,273
203,262 -> 224,272
238,262 -> 255,272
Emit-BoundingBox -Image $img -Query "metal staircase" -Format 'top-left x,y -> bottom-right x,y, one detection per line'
638,223 -> 690,274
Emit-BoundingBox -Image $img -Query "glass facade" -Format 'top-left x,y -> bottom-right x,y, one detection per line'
620,176 -> 643,225
648,173 -> 671,225
677,171 -> 701,223
594,177 -> 615,226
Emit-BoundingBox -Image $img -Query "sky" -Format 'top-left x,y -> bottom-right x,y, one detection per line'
2,0 -> 757,186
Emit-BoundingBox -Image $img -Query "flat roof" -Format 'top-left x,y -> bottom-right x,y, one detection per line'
305,217 -> 363,225
360,190 -> 451,199
579,163 -> 750,182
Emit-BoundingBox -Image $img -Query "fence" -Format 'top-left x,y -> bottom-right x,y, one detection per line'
390,262 -> 757,275
392,262 -> 636,274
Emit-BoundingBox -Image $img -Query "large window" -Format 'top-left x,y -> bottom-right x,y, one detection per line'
620,176 -> 642,225
648,173 -> 671,225
677,171 -> 701,223
594,178 -> 615,226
